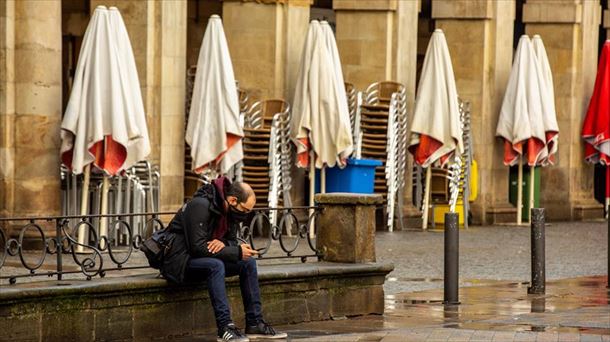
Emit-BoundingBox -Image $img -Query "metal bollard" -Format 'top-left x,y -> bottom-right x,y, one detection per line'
528,208 -> 545,294
444,212 -> 460,304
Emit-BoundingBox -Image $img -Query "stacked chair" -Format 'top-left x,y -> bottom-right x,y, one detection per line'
60,161 -> 160,244
353,81 -> 408,231
242,99 -> 293,215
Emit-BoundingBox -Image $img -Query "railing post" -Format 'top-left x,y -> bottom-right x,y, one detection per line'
444,212 -> 459,304
528,208 -> 545,294
56,219 -> 63,281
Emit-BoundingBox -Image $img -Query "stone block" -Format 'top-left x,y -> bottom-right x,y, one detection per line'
94,307 -> 133,341
260,291 -> 312,324
160,112 -> 185,148
133,302 -> 195,339
333,0 -> 397,11
15,1 -> 60,21
330,285 -> 384,317
14,83 -> 62,117
523,2 -> 582,23
12,178 -> 61,215
42,310 -> 95,341
13,147 -> 59,180
315,193 -> 383,263
432,0 -> 494,19
159,175 -> 184,211
0,313 -> 41,341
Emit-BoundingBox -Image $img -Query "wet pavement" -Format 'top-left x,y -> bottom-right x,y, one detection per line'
178,275 -> 609,341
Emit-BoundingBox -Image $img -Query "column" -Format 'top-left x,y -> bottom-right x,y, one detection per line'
0,0 -> 15,218
523,0 -> 602,220
222,0 -> 311,101
432,0 -> 516,224
9,0 -> 62,217
333,0 -> 420,221
90,0 -> 187,212
158,1 -> 187,212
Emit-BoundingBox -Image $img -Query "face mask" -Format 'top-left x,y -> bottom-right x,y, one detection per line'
229,204 -> 250,223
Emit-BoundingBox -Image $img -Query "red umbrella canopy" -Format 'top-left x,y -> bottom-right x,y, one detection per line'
582,41 -> 610,165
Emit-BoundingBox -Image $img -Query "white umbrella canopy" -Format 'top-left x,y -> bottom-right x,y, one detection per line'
532,35 -> 559,165
61,6 -> 150,176
186,15 -> 243,175
291,20 -> 353,169
408,29 -> 463,168
496,35 -> 547,167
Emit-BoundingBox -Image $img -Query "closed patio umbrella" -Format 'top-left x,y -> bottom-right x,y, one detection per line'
291,20 -> 353,215
60,6 -> 150,248
186,15 -> 243,176
408,29 -> 463,229
496,35 -> 556,224
532,35 -> 559,165
582,41 -> 610,216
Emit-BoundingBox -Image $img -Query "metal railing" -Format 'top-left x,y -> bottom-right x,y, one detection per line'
0,206 -> 322,285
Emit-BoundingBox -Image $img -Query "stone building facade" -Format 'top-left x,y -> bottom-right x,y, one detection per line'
0,0 -> 607,224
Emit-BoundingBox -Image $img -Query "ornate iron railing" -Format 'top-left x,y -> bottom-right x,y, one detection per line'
0,206 -> 321,285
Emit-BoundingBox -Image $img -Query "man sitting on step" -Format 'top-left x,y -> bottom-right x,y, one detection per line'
162,176 -> 287,342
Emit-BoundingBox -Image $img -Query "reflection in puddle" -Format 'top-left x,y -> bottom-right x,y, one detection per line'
530,296 -> 545,313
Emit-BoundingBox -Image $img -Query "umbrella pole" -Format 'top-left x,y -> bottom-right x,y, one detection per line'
321,166 -> 326,193
99,176 -> 110,250
309,150 -> 316,239
517,156 -> 523,225
604,165 -> 610,219
529,165 -> 535,224
606,165 -> 609,219
422,167 -> 432,230
76,165 -> 91,253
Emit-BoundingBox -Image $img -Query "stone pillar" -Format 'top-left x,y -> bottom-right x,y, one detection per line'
90,1 -> 187,212
523,0 -> 602,220
222,0 -> 311,101
333,0 -> 420,221
0,0 -> 15,218
1,1 -> 62,218
315,193 -> 382,263
432,0 -> 516,224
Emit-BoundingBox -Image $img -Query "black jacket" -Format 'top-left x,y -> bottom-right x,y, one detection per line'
161,183 -> 242,283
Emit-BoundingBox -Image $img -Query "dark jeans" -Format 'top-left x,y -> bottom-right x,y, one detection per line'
185,257 -> 263,329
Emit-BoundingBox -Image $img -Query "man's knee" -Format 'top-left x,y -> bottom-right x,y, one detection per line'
242,257 -> 257,271
208,258 -> 226,276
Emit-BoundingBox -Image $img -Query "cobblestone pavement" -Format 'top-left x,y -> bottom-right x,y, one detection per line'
376,221 -> 608,294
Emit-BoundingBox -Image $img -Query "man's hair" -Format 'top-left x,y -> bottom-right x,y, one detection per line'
226,182 -> 254,203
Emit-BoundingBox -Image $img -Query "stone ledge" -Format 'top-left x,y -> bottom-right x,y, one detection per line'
0,262 -> 393,341
315,193 -> 384,205
523,2 -> 582,24
333,0 -> 397,11
432,0 -> 494,20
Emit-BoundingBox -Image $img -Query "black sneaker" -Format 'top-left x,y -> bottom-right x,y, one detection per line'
245,320 -> 288,339
217,323 -> 249,342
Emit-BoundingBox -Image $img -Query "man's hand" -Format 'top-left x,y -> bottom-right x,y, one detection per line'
207,239 -> 225,254
240,244 -> 259,260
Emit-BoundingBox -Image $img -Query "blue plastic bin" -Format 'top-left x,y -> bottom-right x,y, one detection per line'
315,158 -> 382,194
